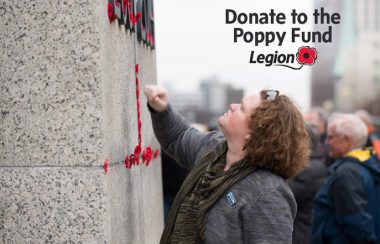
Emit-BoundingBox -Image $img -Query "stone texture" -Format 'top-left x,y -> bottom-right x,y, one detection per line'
0,0 -> 163,243
105,156 -> 163,244
0,168 -> 107,244
97,5 -> 164,242
0,0 -> 103,166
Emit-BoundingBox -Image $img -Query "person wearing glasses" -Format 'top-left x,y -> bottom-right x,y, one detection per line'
144,85 -> 310,244
311,113 -> 380,244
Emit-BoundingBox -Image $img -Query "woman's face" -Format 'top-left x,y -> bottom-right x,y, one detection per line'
218,93 -> 261,140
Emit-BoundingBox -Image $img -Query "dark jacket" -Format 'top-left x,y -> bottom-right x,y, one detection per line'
311,148 -> 380,244
288,152 -> 327,244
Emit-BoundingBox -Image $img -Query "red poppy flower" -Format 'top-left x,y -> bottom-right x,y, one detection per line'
104,159 -> 109,173
122,0 -> 129,13
108,3 -> 117,22
134,145 -> 141,165
134,144 -> 141,156
143,147 -> 153,166
129,11 -> 141,27
135,155 -> 140,165
146,32 -> 154,45
135,12 -> 141,22
129,154 -> 135,165
153,149 -> 159,159
135,64 -> 139,74
125,154 -> 132,169
296,46 -> 317,65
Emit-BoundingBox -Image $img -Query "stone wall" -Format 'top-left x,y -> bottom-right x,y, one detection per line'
0,0 -> 163,243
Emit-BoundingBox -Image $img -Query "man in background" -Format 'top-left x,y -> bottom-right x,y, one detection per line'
355,109 -> 380,155
311,113 -> 380,243
288,124 -> 327,244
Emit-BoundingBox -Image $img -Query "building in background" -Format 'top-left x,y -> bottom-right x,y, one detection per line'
164,77 -> 244,127
165,86 -> 202,122
335,0 -> 380,113
312,0 -> 380,118
311,0 -> 342,110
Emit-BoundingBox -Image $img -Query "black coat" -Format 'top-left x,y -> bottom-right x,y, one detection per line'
288,154 -> 328,244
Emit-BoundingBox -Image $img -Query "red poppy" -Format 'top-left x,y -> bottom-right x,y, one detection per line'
134,145 -> 142,165
134,144 -> 141,156
129,11 -> 141,27
146,32 -> 154,45
108,3 -> 117,22
153,149 -> 159,159
135,12 -> 141,22
296,46 -> 317,65
125,154 -> 132,169
143,147 -> 153,166
104,159 -> 109,173
122,0 -> 128,13
129,154 -> 135,165
135,64 -> 139,74
135,155 -> 140,165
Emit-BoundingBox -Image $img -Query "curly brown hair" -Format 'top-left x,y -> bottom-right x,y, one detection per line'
244,92 -> 310,179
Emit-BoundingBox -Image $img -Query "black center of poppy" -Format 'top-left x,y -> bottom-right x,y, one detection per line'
303,53 -> 310,59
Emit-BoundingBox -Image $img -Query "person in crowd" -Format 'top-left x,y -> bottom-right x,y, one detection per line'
144,85 -> 309,244
311,113 -> 380,244
288,124 -> 328,244
305,107 -> 335,167
304,107 -> 328,143
355,109 -> 380,152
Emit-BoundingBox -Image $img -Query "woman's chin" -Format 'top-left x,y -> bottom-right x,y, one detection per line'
217,116 -> 224,127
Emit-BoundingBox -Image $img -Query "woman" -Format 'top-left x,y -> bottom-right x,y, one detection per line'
144,85 -> 309,244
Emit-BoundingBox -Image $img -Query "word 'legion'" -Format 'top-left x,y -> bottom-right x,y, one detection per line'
249,51 -> 295,66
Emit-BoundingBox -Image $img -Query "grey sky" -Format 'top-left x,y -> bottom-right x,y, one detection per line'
154,0 -> 313,111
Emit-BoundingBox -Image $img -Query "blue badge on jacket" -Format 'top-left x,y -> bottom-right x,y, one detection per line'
226,192 -> 237,206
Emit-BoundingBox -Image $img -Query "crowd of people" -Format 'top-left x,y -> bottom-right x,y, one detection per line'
144,85 -> 380,244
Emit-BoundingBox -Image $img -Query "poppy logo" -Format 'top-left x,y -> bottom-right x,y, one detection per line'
249,46 -> 318,69
274,46 -> 318,70
296,46 -> 317,66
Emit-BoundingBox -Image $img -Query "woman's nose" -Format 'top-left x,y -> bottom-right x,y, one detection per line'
230,103 -> 240,112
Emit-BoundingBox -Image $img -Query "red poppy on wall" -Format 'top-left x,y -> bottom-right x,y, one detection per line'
143,147 -> 153,166
125,154 -> 132,169
134,144 -> 142,165
108,3 -> 117,22
153,149 -> 159,159
296,46 -> 317,65
104,159 -> 109,173
122,0 -> 128,13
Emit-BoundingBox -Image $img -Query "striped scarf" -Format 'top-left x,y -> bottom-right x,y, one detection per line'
160,141 -> 256,244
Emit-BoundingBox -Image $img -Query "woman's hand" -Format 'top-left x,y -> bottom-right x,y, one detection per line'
143,85 -> 169,112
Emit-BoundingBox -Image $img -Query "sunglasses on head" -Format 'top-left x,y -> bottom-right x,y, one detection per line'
260,90 -> 279,101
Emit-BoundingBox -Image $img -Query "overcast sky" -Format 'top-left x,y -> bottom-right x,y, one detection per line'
154,0 -> 313,111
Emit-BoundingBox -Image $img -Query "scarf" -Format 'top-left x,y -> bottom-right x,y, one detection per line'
160,141 -> 256,244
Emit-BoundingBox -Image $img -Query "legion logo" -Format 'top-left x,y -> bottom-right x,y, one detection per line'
249,46 -> 317,70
